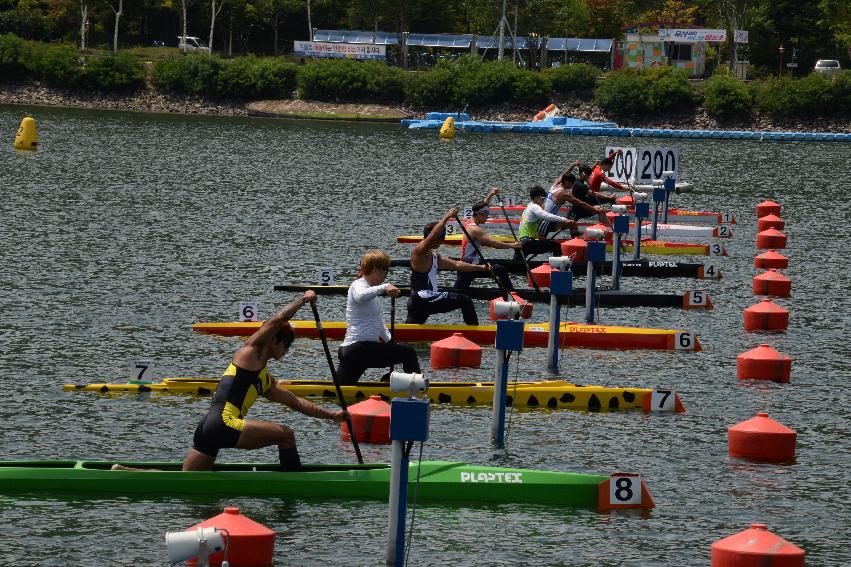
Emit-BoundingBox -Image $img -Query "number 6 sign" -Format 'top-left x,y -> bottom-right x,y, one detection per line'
239,300 -> 259,322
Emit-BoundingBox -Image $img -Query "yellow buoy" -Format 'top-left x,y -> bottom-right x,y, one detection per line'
439,116 -> 455,140
14,116 -> 38,151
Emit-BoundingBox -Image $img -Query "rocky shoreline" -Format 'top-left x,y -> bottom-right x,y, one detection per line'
2,82 -> 849,133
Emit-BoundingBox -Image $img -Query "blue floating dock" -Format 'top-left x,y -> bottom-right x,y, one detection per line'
404,113 -> 851,142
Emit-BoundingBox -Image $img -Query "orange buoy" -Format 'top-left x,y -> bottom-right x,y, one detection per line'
756,199 -> 782,218
757,214 -> 785,231
489,292 -> 533,321
616,194 -> 634,206
528,263 -> 554,288
755,250 -> 789,269
341,395 -> 391,444
737,344 -> 792,382
728,413 -> 797,462
561,237 -> 588,262
430,332 -> 483,369
756,228 -> 787,249
752,269 -> 791,297
744,298 -> 789,331
711,523 -> 804,566
188,507 -> 275,567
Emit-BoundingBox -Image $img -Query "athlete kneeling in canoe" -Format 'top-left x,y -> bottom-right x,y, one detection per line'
454,190 -> 520,291
407,207 -> 490,326
515,185 -> 570,260
337,250 -> 421,385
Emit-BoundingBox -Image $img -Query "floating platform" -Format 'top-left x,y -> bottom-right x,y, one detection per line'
274,284 -> 712,309
63,378 -> 686,412
389,258 -> 720,279
402,112 -> 851,142
403,112 -> 619,132
192,320 -> 702,352
396,234 -> 727,257
0,459 -> 655,509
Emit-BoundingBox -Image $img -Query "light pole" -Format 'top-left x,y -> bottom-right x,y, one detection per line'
778,44 -> 784,77
307,0 -> 312,40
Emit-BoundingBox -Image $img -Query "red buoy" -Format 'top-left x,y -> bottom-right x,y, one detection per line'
489,292 -> 534,321
616,194 -> 634,206
752,269 -> 791,297
756,228 -> 787,249
430,332 -> 483,369
755,250 -> 789,270
744,298 -> 789,331
737,344 -> 792,382
711,523 -> 804,566
528,263 -> 554,289
757,214 -> 785,231
729,412 -> 797,462
756,199 -> 782,218
188,508 -> 275,567
561,237 -> 588,262
341,395 -> 391,444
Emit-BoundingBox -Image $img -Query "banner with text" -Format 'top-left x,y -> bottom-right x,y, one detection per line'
658,29 -> 726,43
293,41 -> 386,60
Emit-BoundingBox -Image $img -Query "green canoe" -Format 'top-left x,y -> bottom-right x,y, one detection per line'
0,460 -> 652,509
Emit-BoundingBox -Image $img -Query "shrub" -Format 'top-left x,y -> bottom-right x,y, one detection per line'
702,72 -> 753,119
24,41 -> 80,86
151,54 -> 221,95
544,63 -> 600,96
77,52 -> 145,92
643,66 -> 697,113
0,33 -> 28,81
215,56 -> 297,99
753,75 -> 834,117
511,70 -> 551,106
404,67 -> 454,107
832,70 -> 851,113
594,69 -> 649,115
297,59 -> 405,103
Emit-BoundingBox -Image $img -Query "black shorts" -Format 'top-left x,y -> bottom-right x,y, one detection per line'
192,402 -> 241,458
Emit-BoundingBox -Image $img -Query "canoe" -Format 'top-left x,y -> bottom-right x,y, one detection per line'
473,218 -> 733,239
396,234 -> 728,257
63,378 -> 686,412
388,258 -> 722,279
488,205 -> 734,225
191,320 -> 703,352
0,459 -> 652,509
274,284 -> 713,309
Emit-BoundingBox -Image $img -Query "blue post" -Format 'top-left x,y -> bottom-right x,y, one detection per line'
387,398 -> 430,566
633,202 -> 649,260
651,186 -> 665,241
611,214 -> 630,290
547,270 -> 573,371
492,319 -> 524,447
585,241 -> 606,324
663,175 -> 676,223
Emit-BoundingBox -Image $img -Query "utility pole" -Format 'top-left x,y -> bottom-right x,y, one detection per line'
498,0 -> 507,61
307,0 -> 312,40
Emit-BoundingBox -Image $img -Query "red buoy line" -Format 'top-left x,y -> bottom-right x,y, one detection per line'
718,199 -> 804,564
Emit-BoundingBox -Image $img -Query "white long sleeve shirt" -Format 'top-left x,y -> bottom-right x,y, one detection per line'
341,277 -> 391,347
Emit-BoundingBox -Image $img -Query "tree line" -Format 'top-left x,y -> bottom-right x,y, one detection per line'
0,0 -> 848,72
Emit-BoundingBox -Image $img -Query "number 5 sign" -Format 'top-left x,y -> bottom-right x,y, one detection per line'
239,300 -> 259,322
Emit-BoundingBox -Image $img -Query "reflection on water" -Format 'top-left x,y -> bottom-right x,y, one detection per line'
0,105 -> 849,565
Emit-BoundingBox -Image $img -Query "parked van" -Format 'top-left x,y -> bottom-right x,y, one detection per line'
177,36 -> 210,53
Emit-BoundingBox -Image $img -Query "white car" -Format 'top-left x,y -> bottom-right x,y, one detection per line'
813,59 -> 841,76
177,36 -> 210,53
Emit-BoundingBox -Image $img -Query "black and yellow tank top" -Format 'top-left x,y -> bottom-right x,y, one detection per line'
212,364 -> 275,431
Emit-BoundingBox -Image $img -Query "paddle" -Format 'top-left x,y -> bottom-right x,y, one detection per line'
453,213 -> 512,301
495,194 -> 541,294
308,301 -> 364,464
